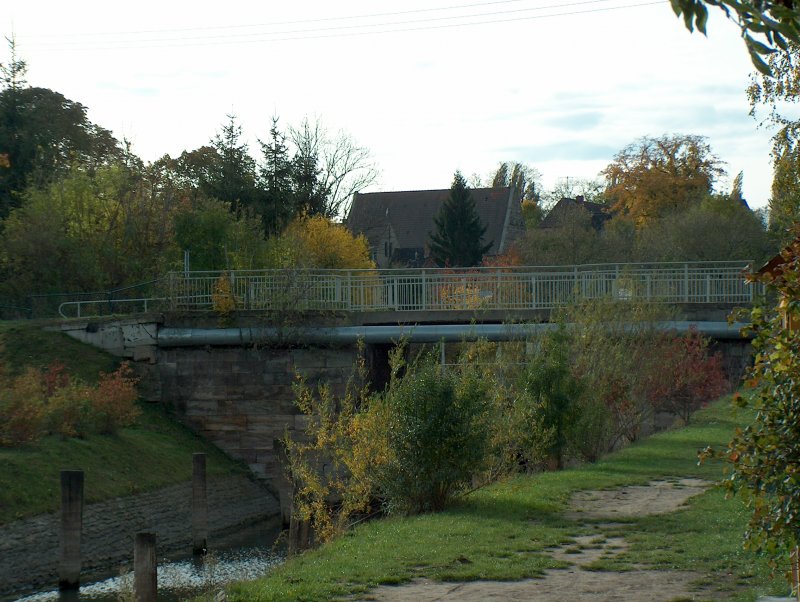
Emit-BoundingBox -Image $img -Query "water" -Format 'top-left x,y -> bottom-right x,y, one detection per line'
10,519 -> 286,602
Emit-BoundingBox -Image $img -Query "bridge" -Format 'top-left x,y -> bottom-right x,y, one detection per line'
52,260 -> 758,494
56,260 -> 759,325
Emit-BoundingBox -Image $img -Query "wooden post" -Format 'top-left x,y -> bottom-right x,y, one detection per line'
58,470 -> 84,590
134,532 -> 157,601
791,545 -> 800,601
274,439 -> 293,528
288,516 -> 312,557
192,452 -> 208,556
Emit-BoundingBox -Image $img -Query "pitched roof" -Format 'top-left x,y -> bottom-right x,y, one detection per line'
539,196 -> 612,230
346,187 -> 515,255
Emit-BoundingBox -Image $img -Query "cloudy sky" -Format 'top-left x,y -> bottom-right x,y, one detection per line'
4,0 -> 779,209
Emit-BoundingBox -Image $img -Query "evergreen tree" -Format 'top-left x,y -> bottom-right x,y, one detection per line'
290,118 -> 326,217
207,114 -> 261,217
258,116 -> 296,236
429,171 -> 493,267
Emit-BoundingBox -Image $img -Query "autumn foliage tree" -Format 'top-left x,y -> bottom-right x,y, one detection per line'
602,134 -> 726,225
268,214 -> 375,270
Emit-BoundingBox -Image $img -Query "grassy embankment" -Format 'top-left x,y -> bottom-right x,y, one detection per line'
228,398 -> 786,601
0,321 -> 247,525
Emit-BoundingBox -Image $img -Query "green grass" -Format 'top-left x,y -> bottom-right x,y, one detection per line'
227,399 -> 787,602
0,321 -> 248,524
0,320 -> 118,383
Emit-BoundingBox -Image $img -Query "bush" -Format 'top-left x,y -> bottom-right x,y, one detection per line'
375,347 -> 491,514
514,329 -> 582,470
286,356 -> 381,544
46,380 -> 93,438
0,360 -> 140,446
0,368 -> 48,446
90,363 -> 140,434
646,328 -> 729,424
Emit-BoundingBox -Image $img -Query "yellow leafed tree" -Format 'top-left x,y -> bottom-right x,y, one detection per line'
273,215 -> 375,270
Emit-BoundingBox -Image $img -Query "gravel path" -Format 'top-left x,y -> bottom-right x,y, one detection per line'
361,479 -> 720,602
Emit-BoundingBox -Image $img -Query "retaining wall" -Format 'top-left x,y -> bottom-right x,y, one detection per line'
148,346 -> 358,490
0,474 -> 279,598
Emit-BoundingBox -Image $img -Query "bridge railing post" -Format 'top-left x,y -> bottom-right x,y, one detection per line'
684,264 -> 690,303
421,270 -> 427,310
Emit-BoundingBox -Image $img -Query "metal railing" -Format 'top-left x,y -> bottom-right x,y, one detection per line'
56,261 -> 758,318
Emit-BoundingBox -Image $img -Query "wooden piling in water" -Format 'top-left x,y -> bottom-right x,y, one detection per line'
134,532 -> 157,601
192,452 -> 208,556
58,470 -> 84,590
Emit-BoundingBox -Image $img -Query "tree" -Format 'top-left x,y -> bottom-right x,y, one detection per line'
635,192 -> 773,263
206,114 -> 261,217
172,197 -> 266,271
376,345 -> 492,514
669,0 -> 800,75
703,240 -> 800,577
258,116 -> 297,236
0,164 -> 173,299
748,45 -> 800,239
514,202 -> 601,265
290,118 -> 326,217
429,172 -> 493,267
646,329 -> 728,425
291,117 -> 378,219
516,328 -> 582,469
0,40 -> 122,217
491,161 -> 542,201
268,215 -> 375,270
542,177 -> 606,209
601,134 -> 726,225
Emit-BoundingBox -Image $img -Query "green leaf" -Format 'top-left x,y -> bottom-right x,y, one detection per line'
683,7 -> 695,32
694,3 -> 709,34
747,35 -> 777,55
749,45 -> 774,75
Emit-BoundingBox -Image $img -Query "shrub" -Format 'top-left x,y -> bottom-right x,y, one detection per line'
646,329 -> 729,424
0,360 -> 140,446
0,368 -> 48,446
375,346 -> 491,514
211,272 -> 236,324
89,363 -> 140,434
286,349 -> 382,544
514,329 -> 583,470
46,380 -> 93,438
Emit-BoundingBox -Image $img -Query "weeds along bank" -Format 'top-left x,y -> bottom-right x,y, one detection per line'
282,298 -> 731,552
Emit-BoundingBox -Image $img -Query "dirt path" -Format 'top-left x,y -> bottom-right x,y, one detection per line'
360,478 -> 719,602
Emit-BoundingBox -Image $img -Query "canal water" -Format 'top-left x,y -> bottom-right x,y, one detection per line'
11,518 -> 285,602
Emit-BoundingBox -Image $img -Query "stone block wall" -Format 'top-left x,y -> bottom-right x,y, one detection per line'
153,346 -> 359,490
0,475 -> 279,598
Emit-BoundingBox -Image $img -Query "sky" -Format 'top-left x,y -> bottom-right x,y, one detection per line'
4,0 -> 782,210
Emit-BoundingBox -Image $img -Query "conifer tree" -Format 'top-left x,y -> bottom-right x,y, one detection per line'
429,171 -> 492,267
258,116 -> 296,236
